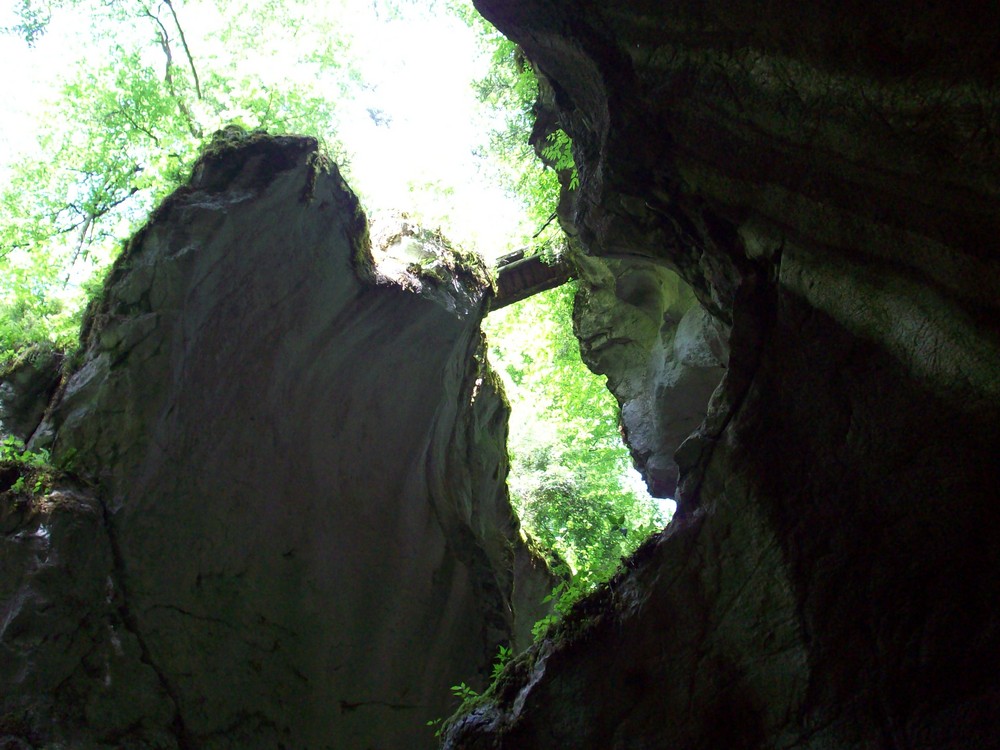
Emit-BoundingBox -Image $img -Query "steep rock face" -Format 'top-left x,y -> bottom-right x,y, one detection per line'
3,135 -> 548,749
1,486 -> 178,748
573,255 -> 727,498
446,2 -> 1000,748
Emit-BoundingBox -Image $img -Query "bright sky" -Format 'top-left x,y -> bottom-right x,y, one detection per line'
333,6 -> 531,257
0,11 -> 68,158
0,0 -> 531,260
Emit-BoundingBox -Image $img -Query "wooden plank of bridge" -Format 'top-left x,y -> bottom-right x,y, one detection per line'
491,253 -> 573,311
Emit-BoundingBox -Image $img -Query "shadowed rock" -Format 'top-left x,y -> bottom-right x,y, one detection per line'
444,1 -> 1000,747
573,254 -> 727,498
0,346 -> 63,442
2,134 -> 551,749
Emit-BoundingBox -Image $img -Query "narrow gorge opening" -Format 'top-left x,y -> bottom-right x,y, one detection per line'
4,1 -> 998,748
484,281 -> 673,586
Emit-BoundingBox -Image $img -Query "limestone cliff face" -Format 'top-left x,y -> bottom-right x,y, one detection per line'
1,135 -> 548,749
572,254 -> 728,498
446,2 -> 1000,748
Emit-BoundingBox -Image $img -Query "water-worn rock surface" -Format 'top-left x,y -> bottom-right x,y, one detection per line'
2,134 -> 550,749
445,1 -> 1000,747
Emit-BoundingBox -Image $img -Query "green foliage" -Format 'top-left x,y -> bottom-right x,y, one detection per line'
425,716 -> 444,737
1,435 -> 54,496
425,677 -> 484,738
3,0 -> 56,44
450,681 -> 479,704
0,255 -> 75,365
490,644 -> 512,682
530,615 -> 554,641
485,283 -> 667,591
531,577 -> 593,640
541,130 -> 579,190
488,286 -> 665,645
461,16 -> 574,242
2,436 -> 31,463
426,642 -> 513,737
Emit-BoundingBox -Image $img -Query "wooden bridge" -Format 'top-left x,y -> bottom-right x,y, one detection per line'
490,250 -> 573,311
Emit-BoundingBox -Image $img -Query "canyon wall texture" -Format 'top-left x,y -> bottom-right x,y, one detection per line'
1,134 -> 550,749
445,2 -> 1000,748
572,254 -> 728,498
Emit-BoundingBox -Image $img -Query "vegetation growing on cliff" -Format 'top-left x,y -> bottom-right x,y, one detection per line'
0,435 -> 55,497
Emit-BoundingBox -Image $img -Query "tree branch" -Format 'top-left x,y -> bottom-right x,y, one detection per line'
532,211 -> 558,239
142,4 -> 201,138
63,186 -> 139,282
120,108 -> 161,146
162,0 -> 202,100
1,185 -> 141,268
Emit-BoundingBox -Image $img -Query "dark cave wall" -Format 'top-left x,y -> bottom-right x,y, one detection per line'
476,0 -> 999,322
445,1 -> 1000,747
741,291 -> 1000,747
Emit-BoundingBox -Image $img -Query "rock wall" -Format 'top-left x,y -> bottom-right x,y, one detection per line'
2,134 -> 549,749
572,254 -> 728,498
0,347 -> 63,442
445,2 -> 1000,748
